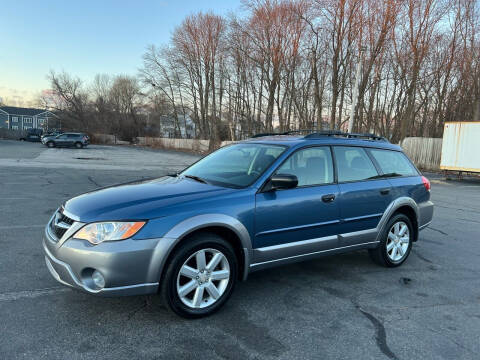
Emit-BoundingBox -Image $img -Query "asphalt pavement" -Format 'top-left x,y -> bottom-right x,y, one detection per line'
0,140 -> 479,359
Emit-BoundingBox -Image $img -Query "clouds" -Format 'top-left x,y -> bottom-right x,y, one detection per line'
0,86 -> 43,107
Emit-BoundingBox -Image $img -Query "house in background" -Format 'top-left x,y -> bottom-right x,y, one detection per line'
0,106 -> 57,131
159,114 -> 196,138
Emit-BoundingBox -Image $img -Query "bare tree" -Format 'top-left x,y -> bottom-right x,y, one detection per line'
109,75 -> 142,140
46,0 -> 480,143
47,71 -> 91,131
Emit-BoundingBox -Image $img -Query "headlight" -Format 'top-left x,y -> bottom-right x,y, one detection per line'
73,221 -> 146,245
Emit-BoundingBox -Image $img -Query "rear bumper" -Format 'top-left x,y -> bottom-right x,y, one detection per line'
418,200 -> 434,231
43,226 -> 162,296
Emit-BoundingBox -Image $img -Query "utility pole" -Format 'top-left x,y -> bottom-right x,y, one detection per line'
348,46 -> 366,133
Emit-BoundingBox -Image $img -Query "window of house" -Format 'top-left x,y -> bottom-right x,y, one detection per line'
368,149 -> 418,176
333,146 -> 378,182
12,125 -> 18,130
24,117 -> 33,123
12,117 -> 18,122
276,147 -> 334,186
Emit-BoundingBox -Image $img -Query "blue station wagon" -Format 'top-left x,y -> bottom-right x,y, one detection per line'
43,131 -> 434,317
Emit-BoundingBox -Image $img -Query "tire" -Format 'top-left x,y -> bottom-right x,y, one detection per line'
47,141 -> 55,148
161,232 -> 238,318
74,142 -> 83,149
369,213 -> 413,267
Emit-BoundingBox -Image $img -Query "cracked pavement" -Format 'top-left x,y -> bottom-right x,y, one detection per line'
0,140 -> 479,359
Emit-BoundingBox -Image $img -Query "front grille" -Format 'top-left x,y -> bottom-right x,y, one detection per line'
50,210 -> 74,242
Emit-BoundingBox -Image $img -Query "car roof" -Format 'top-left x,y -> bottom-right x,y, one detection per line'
239,135 -> 402,151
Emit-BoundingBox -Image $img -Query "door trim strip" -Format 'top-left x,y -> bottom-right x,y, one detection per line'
255,219 -> 340,237
343,213 -> 383,222
255,235 -> 337,252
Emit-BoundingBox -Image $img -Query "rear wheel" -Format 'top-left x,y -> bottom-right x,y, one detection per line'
161,232 -> 237,318
369,214 -> 413,267
74,142 -> 83,149
47,141 -> 55,148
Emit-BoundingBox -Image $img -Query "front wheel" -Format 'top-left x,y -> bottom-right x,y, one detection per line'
160,232 -> 237,318
47,141 -> 55,148
74,142 -> 83,149
369,214 -> 413,267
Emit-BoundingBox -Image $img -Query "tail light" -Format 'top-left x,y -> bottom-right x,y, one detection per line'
421,176 -> 431,191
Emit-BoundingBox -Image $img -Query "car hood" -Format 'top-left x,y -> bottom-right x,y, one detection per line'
64,176 -> 235,222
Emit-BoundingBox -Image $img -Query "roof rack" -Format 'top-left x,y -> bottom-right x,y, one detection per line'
251,130 -> 388,142
251,132 -> 286,138
250,129 -> 315,138
304,131 -> 388,142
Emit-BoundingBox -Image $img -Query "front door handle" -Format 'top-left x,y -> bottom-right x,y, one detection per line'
322,194 -> 336,203
380,188 -> 390,195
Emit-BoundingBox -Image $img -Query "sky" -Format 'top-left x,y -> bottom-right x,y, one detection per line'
0,0 -> 242,106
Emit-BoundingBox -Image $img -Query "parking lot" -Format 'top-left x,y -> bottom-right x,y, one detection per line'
1,140 -> 479,359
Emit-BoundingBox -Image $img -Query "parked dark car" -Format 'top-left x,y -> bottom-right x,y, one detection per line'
44,131 -> 433,318
19,128 -> 43,142
43,132 -> 89,148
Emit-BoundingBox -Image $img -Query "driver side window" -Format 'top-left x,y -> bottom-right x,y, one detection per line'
276,147 -> 334,187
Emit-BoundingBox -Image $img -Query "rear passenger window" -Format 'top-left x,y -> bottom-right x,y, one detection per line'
334,146 -> 378,182
276,147 -> 334,186
368,149 -> 418,176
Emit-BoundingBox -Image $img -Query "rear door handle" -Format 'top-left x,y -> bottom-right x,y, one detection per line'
380,188 -> 390,195
322,194 -> 336,203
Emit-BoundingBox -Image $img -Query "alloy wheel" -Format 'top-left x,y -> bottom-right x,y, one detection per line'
176,248 -> 230,309
386,221 -> 410,262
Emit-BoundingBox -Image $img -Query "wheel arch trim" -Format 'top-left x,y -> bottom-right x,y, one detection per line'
376,197 -> 419,242
148,214 -> 252,284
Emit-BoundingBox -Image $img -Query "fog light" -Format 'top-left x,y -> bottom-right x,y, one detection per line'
92,270 -> 105,289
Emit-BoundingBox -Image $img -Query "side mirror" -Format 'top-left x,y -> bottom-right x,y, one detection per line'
268,174 -> 298,191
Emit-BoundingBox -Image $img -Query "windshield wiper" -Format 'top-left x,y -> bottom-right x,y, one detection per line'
183,174 -> 208,184
368,172 -> 402,180
167,173 -> 179,177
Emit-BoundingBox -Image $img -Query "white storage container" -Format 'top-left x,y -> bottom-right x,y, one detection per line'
440,122 -> 480,173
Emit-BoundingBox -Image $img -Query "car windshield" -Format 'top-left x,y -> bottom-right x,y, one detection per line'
181,143 -> 286,188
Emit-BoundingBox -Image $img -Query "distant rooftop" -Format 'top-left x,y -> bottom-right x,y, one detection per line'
0,106 -> 52,116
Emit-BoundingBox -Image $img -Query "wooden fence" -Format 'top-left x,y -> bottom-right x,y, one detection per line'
92,134 -> 234,153
400,137 -> 443,171
137,136 -> 211,152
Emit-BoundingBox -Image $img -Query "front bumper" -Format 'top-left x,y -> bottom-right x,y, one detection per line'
43,225 -> 162,296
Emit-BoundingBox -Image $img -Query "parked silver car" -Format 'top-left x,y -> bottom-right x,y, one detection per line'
42,132 -> 89,148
